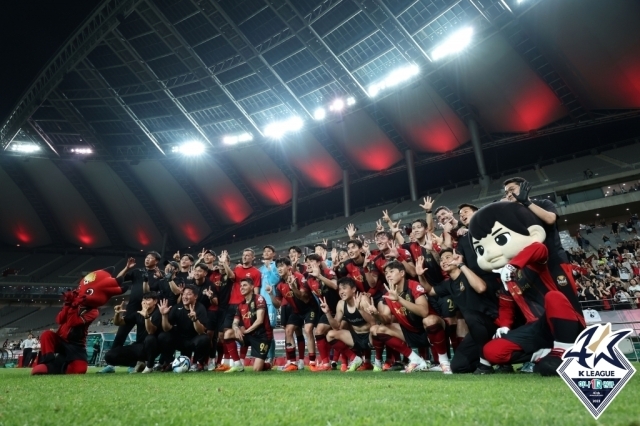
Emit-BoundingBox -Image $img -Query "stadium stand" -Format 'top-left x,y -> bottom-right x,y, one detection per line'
0,307 -> 39,328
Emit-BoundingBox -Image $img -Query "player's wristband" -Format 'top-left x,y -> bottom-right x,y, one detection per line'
426,210 -> 432,214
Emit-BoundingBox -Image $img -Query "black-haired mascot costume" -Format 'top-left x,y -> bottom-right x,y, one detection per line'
469,202 -> 585,376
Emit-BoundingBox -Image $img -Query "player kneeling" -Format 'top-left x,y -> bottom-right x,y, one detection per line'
223,278 -> 273,372
319,278 -> 376,372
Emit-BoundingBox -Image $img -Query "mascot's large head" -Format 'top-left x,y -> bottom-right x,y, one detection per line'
469,202 -> 546,272
74,267 -> 127,308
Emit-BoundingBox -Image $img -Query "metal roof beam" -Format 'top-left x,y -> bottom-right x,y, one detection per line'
0,0 -> 142,148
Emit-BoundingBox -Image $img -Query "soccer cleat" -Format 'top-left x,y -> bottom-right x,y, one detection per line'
142,367 -> 153,374
224,365 -> 245,373
207,359 -> 216,371
495,364 -> 514,374
347,356 -> 363,372
127,366 -> 135,374
340,362 -> 348,372
196,363 -> 205,372
440,363 -> 453,375
388,362 -> 406,371
373,364 -> 383,372
134,361 -> 146,373
519,362 -> 535,373
473,364 -> 494,375
98,365 -> 115,374
312,363 -> 332,372
214,364 -> 231,372
382,362 -> 393,371
297,359 -> 305,370
282,363 -> 299,372
534,348 -> 565,377
403,360 -> 429,373
428,365 -> 442,372
356,361 -> 373,371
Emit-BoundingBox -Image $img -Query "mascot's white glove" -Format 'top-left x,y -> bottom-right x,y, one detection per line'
492,264 -> 518,290
493,327 -> 510,339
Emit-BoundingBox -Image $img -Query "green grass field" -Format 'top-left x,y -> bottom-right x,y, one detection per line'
1,366 -> 639,426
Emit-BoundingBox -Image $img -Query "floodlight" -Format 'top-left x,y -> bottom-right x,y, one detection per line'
10,143 -> 40,153
346,97 -> 356,106
329,99 -> 345,112
368,64 -> 420,97
264,116 -> 303,139
223,132 -> 253,145
430,27 -> 474,61
314,108 -> 326,120
70,147 -> 93,154
172,141 -> 205,156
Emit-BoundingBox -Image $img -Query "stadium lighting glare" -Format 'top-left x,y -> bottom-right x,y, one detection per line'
329,99 -> 345,112
264,116 -> 303,139
10,143 -> 40,153
368,64 -> 420,97
70,147 -> 93,154
171,141 -> 205,156
346,97 -> 356,106
314,108 -> 326,121
431,27 -> 474,61
222,133 -> 253,145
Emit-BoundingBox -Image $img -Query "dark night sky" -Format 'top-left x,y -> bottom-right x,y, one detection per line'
0,0 -> 103,123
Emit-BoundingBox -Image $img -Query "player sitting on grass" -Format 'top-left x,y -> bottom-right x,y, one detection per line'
362,261 -> 443,373
223,278 -> 273,373
319,277 -> 376,372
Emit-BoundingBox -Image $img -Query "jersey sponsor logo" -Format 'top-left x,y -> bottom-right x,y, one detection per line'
559,323 -> 636,419
416,285 -> 425,293
250,301 -> 255,309
557,275 -> 568,286
242,311 -> 252,320
459,281 -> 466,292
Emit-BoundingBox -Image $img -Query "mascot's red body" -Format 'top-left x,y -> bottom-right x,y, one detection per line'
31,268 -> 127,375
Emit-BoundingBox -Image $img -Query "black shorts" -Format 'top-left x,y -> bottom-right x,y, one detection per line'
281,305 -> 303,328
401,327 -> 429,349
205,310 -> 218,332
304,309 -> 319,326
317,313 -> 330,326
429,295 -> 457,318
243,333 -> 272,360
222,305 -> 238,330
216,307 -> 227,333
349,330 -> 371,352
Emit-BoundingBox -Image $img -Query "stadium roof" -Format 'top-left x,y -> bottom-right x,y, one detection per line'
1,0 -> 639,252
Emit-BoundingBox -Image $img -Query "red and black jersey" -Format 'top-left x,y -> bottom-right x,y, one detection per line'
274,272 -> 311,314
507,242 -> 571,323
306,268 -> 339,314
230,265 -> 262,305
402,242 -> 444,283
384,279 -> 427,333
234,294 -> 273,340
56,305 -> 98,347
336,258 -> 382,296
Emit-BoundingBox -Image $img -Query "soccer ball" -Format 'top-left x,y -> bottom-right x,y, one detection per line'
171,355 -> 191,373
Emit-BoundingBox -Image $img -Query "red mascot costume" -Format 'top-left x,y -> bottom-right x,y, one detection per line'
31,268 -> 128,375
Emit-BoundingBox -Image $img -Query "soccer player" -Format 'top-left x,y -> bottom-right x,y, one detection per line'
266,257 -> 312,372
503,177 -> 582,313
314,241 -> 332,268
304,253 -> 338,371
217,249 -> 262,371
157,284 -> 209,371
469,202 -> 586,376
155,261 -> 182,307
289,246 -> 306,274
434,206 -> 464,249
212,251 -> 235,371
173,252 -> 195,286
105,292 -> 162,373
191,264 -> 219,369
223,278 -> 273,373
363,261 -> 446,373
319,278 -> 376,372
101,252 -> 161,373
335,239 -> 381,297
